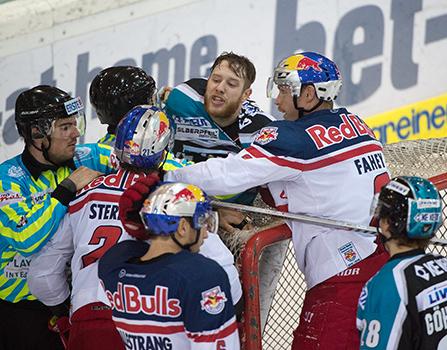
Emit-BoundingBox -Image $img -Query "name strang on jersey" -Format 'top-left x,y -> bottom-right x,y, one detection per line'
106,282 -> 182,317
118,331 -> 172,350
305,113 -> 375,150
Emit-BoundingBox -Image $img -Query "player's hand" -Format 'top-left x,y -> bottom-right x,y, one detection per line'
159,86 -> 172,103
218,208 -> 254,233
119,173 -> 160,239
154,86 -> 172,108
67,166 -> 103,190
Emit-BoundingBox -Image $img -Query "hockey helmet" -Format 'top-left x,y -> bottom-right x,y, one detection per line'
89,66 -> 156,128
15,85 -> 85,142
372,176 -> 443,239
114,105 -> 171,170
267,52 -> 342,101
140,182 -> 218,236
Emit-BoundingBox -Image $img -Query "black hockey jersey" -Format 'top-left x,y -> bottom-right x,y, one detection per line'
165,78 -> 274,163
357,249 -> 447,349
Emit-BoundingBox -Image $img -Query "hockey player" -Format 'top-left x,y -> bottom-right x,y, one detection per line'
165,51 -> 391,349
28,105 -> 171,350
0,85 -> 115,350
90,65 -> 156,146
89,66 -> 244,311
90,65 -> 193,172
98,180 -> 240,350
165,51 -> 274,164
357,176 -> 445,350
164,51 -> 274,230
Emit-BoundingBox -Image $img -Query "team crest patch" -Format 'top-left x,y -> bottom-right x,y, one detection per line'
200,286 -> 227,315
8,166 -> 25,178
255,127 -> 278,145
74,147 -> 91,159
338,241 -> 361,267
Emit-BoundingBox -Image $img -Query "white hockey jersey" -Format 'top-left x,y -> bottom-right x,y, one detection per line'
28,169 -> 141,313
166,108 -> 391,288
28,169 -> 242,314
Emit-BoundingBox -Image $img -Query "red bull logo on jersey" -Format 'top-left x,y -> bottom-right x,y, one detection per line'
200,286 -> 227,315
255,127 -> 278,145
306,113 -> 375,150
105,282 -> 182,318
283,54 -> 322,72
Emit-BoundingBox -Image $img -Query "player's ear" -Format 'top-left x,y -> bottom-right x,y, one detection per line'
305,85 -> 317,101
242,87 -> 252,101
176,218 -> 190,239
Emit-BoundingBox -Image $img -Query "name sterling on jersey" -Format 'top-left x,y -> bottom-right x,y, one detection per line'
105,283 -> 182,317
305,114 -> 375,150
89,203 -> 119,220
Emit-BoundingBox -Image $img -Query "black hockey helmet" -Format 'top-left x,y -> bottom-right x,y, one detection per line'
372,176 -> 442,239
89,66 -> 156,129
15,85 -> 85,143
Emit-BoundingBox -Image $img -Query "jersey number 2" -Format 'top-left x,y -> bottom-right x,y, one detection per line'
81,226 -> 123,267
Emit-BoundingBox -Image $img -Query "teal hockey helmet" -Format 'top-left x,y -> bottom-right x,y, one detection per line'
373,176 -> 443,239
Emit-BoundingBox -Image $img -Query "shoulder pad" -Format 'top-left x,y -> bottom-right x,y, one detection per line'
184,78 -> 207,96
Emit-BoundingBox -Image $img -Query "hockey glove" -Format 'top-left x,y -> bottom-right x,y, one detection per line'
119,173 -> 160,240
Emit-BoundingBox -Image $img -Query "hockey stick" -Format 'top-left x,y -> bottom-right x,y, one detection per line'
211,200 -> 447,247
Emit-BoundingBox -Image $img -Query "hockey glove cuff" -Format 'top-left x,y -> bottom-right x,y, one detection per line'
119,173 -> 160,240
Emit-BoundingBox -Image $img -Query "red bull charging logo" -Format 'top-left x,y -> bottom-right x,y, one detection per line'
283,54 -> 322,72
200,286 -> 227,315
172,184 -> 204,204
255,127 -> 279,145
124,140 -> 140,155
157,112 -> 170,139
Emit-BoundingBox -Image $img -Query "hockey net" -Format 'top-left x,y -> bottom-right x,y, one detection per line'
218,137 -> 447,350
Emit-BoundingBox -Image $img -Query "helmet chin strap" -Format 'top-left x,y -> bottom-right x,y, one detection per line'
170,228 -> 200,251
293,95 -> 324,119
31,135 -> 60,167
377,226 -> 395,246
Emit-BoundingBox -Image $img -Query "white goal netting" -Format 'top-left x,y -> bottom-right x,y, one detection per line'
219,137 -> 447,350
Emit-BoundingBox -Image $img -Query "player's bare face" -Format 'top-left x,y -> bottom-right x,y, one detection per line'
275,86 -> 298,121
46,117 -> 80,163
205,61 -> 249,126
